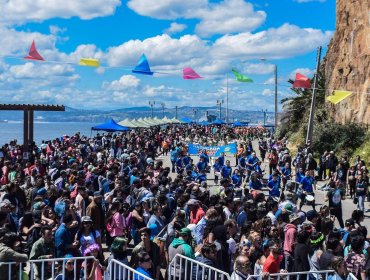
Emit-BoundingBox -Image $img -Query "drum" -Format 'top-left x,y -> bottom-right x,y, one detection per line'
305,194 -> 315,205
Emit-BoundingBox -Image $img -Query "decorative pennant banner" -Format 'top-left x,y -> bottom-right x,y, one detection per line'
188,142 -> 237,157
327,90 -> 353,104
24,40 -> 44,61
79,58 -> 100,67
132,54 -> 153,75
231,68 -> 253,82
293,73 -> 311,89
183,67 -> 202,79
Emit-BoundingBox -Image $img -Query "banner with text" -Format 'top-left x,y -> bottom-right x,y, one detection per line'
188,142 -> 237,157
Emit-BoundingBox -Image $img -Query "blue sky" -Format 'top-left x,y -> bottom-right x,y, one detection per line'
0,0 -> 335,111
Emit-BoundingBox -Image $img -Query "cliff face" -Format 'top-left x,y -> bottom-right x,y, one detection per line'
324,0 -> 370,124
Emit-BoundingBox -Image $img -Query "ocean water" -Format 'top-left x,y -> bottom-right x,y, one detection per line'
0,122 -> 96,145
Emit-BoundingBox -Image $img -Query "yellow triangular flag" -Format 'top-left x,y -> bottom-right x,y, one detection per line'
327,90 -> 352,104
79,58 -> 100,67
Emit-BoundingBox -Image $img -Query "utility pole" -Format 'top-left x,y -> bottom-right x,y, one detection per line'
175,106 -> 178,119
226,73 -> 229,123
149,101 -> 155,118
216,100 -> 224,119
306,46 -> 322,145
274,64 -> 278,132
193,108 -> 198,122
161,102 -> 165,118
262,109 -> 267,126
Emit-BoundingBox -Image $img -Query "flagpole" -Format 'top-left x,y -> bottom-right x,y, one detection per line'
306,46 -> 322,145
226,73 -> 229,123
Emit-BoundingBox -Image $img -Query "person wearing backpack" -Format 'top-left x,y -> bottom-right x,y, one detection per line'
325,180 -> 345,228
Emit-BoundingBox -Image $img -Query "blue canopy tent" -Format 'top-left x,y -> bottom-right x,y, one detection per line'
198,120 -> 210,126
180,117 -> 194,124
232,121 -> 248,127
91,119 -> 130,132
212,119 -> 226,125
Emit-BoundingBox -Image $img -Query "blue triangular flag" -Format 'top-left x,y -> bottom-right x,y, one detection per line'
132,54 -> 153,75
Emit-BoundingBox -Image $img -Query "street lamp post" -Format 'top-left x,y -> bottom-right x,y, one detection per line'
193,108 -> 198,122
262,109 -> 267,126
216,100 -> 224,119
260,58 -> 278,132
149,101 -> 155,118
175,106 -> 178,119
161,102 -> 165,118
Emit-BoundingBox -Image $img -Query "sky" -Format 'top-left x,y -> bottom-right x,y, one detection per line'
0,0 -> 336,112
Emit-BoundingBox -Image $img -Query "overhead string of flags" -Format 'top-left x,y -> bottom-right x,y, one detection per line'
3,40 -> 367,105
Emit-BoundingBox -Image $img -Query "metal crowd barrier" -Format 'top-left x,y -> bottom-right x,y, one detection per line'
168,254 -> 231,280
246,270 -> 338,280
347,273 -> 358,280
106,258 -> 153,280
0,256 -> 95,280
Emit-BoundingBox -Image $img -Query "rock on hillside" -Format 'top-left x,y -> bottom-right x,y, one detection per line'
324,0 -> 369,124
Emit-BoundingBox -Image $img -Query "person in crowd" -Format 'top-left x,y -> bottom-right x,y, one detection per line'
0,124 -> 368,280
134,250 -> 153,280
131,227 -> 161,280
30,225 -> 54,279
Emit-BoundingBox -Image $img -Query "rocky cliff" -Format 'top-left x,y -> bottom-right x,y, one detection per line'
324,0 -> 370,124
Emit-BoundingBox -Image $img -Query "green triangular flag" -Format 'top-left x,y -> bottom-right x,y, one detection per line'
231,68 -> 253,82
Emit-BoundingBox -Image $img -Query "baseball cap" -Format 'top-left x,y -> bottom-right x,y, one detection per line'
81,216 -> 93,223
179,228 -> 192,236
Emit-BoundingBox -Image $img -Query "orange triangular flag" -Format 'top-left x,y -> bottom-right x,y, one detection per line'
24,40 -> 44,61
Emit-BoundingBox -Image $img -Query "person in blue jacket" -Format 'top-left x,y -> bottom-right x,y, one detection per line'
213,158 -> 222,185
267,173 -> 280,198
232,169 -> 242,188
281,162 -> 292,190
249,173 -> 263,191
299,170 -> 316,210
221,160 -> 232,179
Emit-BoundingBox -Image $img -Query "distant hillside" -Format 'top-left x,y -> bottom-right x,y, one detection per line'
0,105 -> 275,124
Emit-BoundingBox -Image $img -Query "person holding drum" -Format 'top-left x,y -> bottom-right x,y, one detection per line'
297,170 -> 316,211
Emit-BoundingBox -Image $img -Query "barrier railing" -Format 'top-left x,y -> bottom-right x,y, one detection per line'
106,258 -> 153,280
0,256 -> 95,280
168,254 -> 230,280
246,270 -> 336,280
348,273 -> 358,280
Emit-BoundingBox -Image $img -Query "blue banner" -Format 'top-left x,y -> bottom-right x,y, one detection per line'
187,142 -> 237,157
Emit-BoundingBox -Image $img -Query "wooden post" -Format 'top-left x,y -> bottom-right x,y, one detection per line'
23,109 -> 29,150
29,110 -> 34,144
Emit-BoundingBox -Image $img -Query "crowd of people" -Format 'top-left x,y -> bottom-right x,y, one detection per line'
0,123 -> 368,280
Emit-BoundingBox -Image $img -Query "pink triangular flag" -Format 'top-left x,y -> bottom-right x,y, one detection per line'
24,40 -> 44,61
293,73 -> 311,89
183,67 -> 202,79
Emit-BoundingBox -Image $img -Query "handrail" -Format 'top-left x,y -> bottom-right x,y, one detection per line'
247,270 -> 336,280
0,256 -> 95,280
107,258 -> 153,280
168,253 -> 231,280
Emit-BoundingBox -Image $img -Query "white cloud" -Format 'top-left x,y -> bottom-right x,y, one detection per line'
289,68 -> 315,79
262,88 -> 273,96
241,63 -> 275,75
212,24 -> 333,59
128,0 -> 266,37
127,0 -> 207,20
103,75 -> 140,91
0,0 -> 121,25
194,0 -> 266,37
164,22 -> 187,34
49,25 -> 67,35
105,34 -> 209,67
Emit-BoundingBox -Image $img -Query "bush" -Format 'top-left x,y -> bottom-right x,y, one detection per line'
312,122 -> 367,155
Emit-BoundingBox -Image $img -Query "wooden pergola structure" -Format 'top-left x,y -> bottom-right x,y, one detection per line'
0,104 -> 65,149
